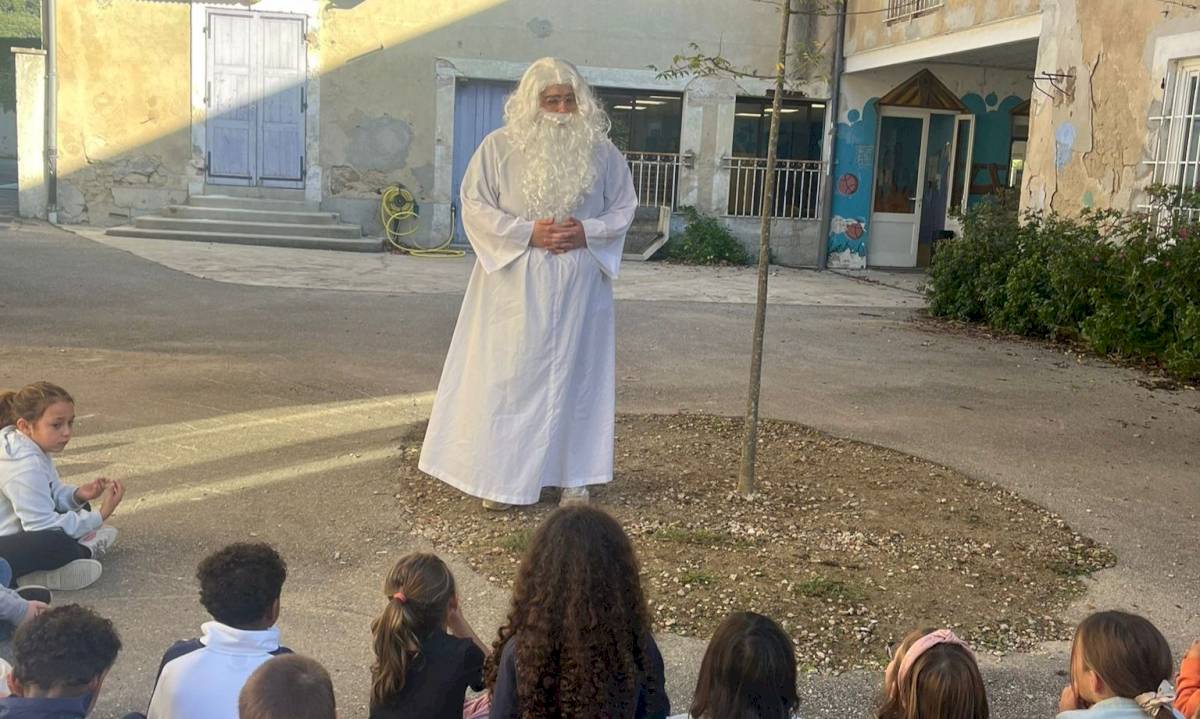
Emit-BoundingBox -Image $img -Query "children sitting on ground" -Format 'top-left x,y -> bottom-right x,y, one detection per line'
1,604 -> 127,718
0,557 -> 50,641
0,382 -> 124,591
147,543 -> 290,719
877,627 -> 989,719
487,505 -> 670,719
368,553 -> 487,719
1058,611 -> 1187,719
239,654 -> 336,719
1176,641 -> 1200,719
668,611 -> 799,719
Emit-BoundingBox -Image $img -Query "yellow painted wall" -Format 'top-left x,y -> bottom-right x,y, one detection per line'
55,0 -> 191,223
845,0 -> 1040,57
1021,0 -> 1200,214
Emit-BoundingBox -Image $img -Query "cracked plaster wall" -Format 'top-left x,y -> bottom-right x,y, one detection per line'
1021,0 -> 1200,215
845,0 -> 1041,57
54,1 -> 191,225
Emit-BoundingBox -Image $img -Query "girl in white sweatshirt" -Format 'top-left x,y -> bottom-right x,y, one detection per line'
0,381 -> 124,590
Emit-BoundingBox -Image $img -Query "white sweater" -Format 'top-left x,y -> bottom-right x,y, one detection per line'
0,425 -> 101,539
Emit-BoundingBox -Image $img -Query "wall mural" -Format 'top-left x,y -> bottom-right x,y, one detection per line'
826,90 -> 1025,267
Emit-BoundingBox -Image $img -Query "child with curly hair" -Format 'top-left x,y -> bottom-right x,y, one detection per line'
368,553 -> 488,719
147,543 -> 290,719
876,627 -> 989,719
487,505 -> 669,719
669,611 -> 799,719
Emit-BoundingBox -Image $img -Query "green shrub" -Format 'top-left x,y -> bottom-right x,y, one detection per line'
664,206 -> 749,265
926,190 -> 1200,381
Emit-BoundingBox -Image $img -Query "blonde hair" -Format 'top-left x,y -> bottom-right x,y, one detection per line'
878,628 -> 989,719
0,382 -> 73,429
369,553 -> 456,707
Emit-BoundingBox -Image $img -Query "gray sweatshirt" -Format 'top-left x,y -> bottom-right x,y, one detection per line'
0,426 -> 101,539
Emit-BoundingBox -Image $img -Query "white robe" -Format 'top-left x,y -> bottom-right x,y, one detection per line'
418,128 -> 638,505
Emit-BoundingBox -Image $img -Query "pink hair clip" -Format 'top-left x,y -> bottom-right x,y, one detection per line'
392,591 -> 407,604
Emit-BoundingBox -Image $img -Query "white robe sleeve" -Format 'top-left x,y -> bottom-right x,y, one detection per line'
460,135 -> 534,274
581,142 -> 638,279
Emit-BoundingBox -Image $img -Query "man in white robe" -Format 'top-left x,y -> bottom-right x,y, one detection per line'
419,57 -> 638,510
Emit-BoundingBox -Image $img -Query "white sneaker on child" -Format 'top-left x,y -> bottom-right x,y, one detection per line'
17,559 -> 102,591
79,526 -> 119,559
560,486 -> 589,506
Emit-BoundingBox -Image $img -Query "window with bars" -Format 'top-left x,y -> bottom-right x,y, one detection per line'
1146,58 -> 1200,219
885,0 -> 944,22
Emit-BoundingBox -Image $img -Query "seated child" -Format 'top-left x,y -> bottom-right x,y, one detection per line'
0,382 -> 123,591
1058,611 -> 1187,719
1175,641 -> 1199,719
147,543 -> 290,719
877,627 -> 989,719
0,557 -> 51,641
239,654 -> 336,719
0,604 -> 123,718
487,506 -> 669,719
668,611 -> 799,719
368,553 -> 488,719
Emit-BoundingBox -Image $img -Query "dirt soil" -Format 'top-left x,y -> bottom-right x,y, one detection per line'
394,413 -> 1115,673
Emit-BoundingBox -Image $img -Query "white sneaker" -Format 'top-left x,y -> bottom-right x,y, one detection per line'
17,559 -> 103,591
79,526 -> 118,559
482,499 -> 512,511
560,486 -> 590,506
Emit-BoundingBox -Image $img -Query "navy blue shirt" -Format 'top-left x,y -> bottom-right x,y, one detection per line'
370,630 -> 485,719
489,633 -> 669,719
0,695 -> 92,719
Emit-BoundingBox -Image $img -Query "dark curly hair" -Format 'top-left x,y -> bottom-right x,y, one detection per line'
13,604 -> 121,691
197,542 -> 287,628
484,506 -> 654,719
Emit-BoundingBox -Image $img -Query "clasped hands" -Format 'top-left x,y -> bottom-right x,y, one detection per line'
73,476 -> 126,520
530,217 -> 586,254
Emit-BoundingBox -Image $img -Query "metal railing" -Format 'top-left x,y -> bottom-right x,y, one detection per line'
626,151 -> 681,208
886,0 -> 944,21
723,157 -> 825,220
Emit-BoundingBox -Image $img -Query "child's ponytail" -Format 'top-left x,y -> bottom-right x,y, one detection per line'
1074,612 -> 1176,719
0,382 -> 74,428
369,553 -> 457,708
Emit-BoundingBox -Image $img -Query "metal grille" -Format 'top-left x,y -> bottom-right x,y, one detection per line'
626,152 -> 681,208
885,0 -> 944,22
1144,59 -> 1200,223
723,157 -> 825,220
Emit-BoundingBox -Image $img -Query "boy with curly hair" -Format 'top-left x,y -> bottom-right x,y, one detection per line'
147,543 -> 290,719
1,604 -> 124,718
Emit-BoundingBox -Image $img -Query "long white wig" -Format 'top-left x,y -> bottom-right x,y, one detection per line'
503,58 -> 612,221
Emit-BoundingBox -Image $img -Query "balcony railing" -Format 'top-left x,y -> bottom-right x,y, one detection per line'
626,151 -> 681,208
723,157 -> 825,220
886,0 -> 944,22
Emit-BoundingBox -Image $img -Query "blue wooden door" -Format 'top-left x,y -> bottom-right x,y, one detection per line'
451,80 -> 512,241
206,11 -> 305,188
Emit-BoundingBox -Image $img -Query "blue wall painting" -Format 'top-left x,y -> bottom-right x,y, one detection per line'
826,90 -> 1024,262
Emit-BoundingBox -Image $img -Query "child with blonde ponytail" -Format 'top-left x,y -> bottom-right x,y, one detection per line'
369,553 -> 488,719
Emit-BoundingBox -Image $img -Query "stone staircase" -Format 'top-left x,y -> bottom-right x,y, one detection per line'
106,188 -> 381,253
623,205 -> 671,261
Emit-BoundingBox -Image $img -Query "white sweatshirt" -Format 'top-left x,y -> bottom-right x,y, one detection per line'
0,425 -> 101,539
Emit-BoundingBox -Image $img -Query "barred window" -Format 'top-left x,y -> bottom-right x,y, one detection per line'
885,0 -> 944,22
1146,58 -> 1200,219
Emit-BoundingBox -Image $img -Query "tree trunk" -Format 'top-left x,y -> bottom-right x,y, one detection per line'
737,0 -> 791,497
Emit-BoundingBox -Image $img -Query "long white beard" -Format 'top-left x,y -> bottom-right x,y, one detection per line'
513,112 -> 601,222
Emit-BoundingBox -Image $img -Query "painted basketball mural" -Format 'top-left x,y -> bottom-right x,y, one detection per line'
837,173 -> 859,196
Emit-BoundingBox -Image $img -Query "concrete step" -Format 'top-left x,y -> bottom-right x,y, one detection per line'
625,229 -> 664,256
163,205 -> 339,225
189,195 -> 319,212
105,226 -> 382,253
133,216 -> 362,239
202,185 -> 308,201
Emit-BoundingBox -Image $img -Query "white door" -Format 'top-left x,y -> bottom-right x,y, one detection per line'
945,113 -> 976,231
206,11 -> 305,188
869,110 -> 928,268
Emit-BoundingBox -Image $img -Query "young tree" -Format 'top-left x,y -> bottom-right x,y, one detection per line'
657,0 -> 839,496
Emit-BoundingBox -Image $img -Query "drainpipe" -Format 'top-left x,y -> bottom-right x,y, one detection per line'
42,0 -> 58,223
816,0 -> 846,270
